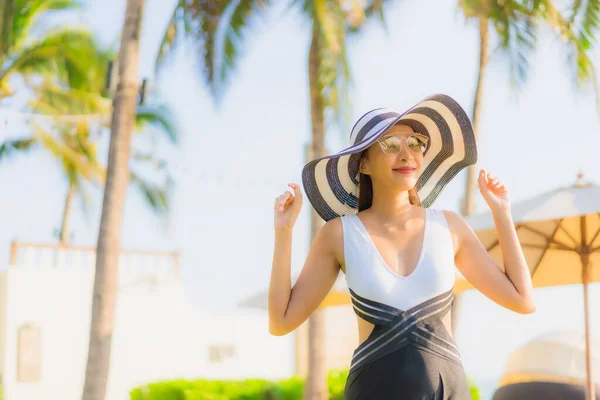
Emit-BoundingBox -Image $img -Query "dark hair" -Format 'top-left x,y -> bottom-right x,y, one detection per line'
358,152 -> 422,211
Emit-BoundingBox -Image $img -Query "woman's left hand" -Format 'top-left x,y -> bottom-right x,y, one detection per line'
478,169 -> 511,213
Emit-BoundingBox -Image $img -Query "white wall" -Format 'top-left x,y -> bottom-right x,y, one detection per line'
0,273 -> 7,383
1,265 -> 294,400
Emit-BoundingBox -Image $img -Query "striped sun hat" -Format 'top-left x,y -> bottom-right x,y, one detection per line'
301,94 -> 477,222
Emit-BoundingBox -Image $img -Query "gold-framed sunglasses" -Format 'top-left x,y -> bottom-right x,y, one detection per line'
376,133 -> 429,155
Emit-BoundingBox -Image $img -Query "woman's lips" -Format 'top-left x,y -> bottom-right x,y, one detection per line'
393,167 -> 415,175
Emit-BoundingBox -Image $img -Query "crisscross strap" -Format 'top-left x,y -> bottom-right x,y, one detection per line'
349,288 -> 461,374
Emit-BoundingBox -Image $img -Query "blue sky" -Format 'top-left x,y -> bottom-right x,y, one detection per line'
1,0 -> 600,397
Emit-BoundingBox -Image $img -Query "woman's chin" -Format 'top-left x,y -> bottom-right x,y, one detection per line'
391,174 -> 417,189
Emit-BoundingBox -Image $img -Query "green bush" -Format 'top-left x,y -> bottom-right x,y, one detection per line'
130,377 -> 303,400
468,378 -> 481,400
131,370 -> 480,400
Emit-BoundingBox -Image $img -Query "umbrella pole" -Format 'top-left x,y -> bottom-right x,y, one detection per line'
582,254 -> 595,400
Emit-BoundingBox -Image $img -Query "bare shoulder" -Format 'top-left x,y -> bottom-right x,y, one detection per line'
440,209 -> 472,255
315,217 -> 345,267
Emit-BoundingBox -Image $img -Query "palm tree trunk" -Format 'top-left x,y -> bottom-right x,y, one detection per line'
59,182 -> 75,244
462,17 -> 489,218
303,25 -> 327,400
81,1 -> 144,399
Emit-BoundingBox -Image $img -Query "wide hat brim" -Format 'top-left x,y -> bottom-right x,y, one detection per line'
301,94 -> 477,222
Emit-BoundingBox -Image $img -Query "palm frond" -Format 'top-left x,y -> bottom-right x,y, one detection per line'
346,0 -> 393,34
129,170 -> 171,215
135,104 -> 178,144
29,81 -> 111,116
2,27 -> 109,92
12,0 -> 82,49
0,137 -> 37,162
219,0 -> 271,94
573,0 -> 600,52
72,121 -> 100,164
543,1 -> 597,85
164,0 -> 230,98
132,151 -> 169,170
76,179 -> 95,218
497,13 -> 538,88
155,1 -> 189,73
34,125 -> 104,183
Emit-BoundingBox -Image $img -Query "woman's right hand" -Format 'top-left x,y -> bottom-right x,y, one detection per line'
274,183 -> 303,230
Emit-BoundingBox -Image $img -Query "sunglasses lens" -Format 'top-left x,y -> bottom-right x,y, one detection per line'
380,136 -> 402,155
408,135 -> 427,153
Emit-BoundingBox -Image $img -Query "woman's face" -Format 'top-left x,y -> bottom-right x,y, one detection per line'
359,124 -> 427,191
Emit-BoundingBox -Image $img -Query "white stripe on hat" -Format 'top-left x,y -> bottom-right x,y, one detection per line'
400,100 -> 466,201
314,159 -> 347,216
350,108 -> 399,145
361,116 -> 403,143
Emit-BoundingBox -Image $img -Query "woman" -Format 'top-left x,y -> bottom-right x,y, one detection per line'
269,94 -> 535,399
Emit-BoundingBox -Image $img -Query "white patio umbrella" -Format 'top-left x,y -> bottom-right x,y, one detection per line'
455,173 -> 600,400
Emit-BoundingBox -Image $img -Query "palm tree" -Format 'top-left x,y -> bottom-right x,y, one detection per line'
0,0 -> 106,103
156,1 -> 391,398
0,90 -> 177,244
458,0 -> 600,217
453,2 -> 600,371
539,1 -> 600,116
80,0 -> 146,399
458,0 -> 537,217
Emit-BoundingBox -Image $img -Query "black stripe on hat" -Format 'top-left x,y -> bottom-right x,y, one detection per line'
301,159 -> 339,221
401,107 -> 455,192
421,95 -> 476,207
354,112 -> 401,144
348,153 -> 361,185
326,157 -> 358,209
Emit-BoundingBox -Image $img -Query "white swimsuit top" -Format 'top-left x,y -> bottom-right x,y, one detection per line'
341,208 -> 456,311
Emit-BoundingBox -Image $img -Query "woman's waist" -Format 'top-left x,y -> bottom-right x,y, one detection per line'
355,309 -> 454,345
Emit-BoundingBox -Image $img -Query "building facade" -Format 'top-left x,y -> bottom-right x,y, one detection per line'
0,242 -> 294,400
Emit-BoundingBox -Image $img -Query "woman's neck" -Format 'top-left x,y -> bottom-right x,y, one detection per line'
367,184 -> 414,220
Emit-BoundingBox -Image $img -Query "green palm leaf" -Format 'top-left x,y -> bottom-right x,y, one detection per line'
0,137 -> 37,161
542,1 -> 598,89
34,125 -> 104,183
498,12 -> 538,88
156,0 -> 230,97
29,81 -> 111,115
11,0 -> 82,49
129,170 -> 171,215
1,27 -> 108,92
135,104 -> 178,144
155,1 -> 190,73
219,0 -> 271,93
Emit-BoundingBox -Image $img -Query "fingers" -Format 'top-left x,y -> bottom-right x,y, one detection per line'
274,183 -> 302,210
479,169 -> 505,190
274,193 -> 291,210
478,169 -> 488,185
288,183 -> 302,199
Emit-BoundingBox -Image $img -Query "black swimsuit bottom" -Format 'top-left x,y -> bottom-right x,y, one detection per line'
344,288 -> 472,399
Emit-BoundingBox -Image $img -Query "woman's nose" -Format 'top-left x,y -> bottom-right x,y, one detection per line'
398,141 -> 412,160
